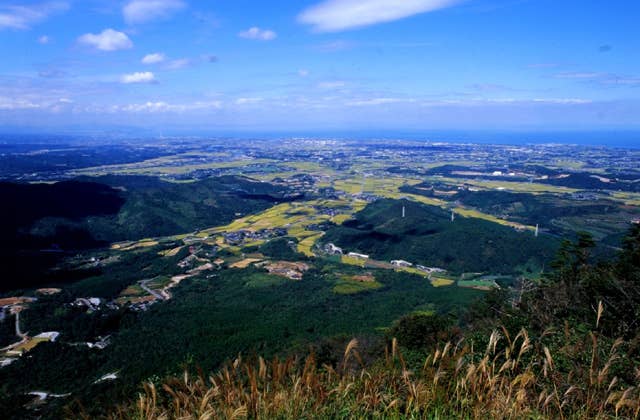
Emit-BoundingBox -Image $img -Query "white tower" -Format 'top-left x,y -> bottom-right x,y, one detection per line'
535,224 -> 539,237
451,209 -> 455,222
402,206 -> 405,218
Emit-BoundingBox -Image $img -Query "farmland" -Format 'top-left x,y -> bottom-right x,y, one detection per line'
1,137 -> 639,417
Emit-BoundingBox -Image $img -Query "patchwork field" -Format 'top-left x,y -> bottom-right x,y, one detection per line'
72,153 -> 278,177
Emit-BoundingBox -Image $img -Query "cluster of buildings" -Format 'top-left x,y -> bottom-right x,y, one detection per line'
223,228 -> 287,245
351,192 -> 380,203
178,253 -> 202,269
263,261 -> 310,280
85,335 -> 110,350
416,265 -> 447,274
70,297 -> 121,313
315,206 -> 344,217
570,192 -> 599,201
324,243 -> 343,255
324,242 -> 371,260
323,243 -> 446,274
71,297 -> 103,312
1,292 -> 122,369
125,296 -> 160,312
390,260 -> 412,267
389,259 -> 446,274
324,243 -> 371,260
272,173 -> 316,191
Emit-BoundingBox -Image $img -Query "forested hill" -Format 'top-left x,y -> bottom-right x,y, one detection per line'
0,180 -> 124,247
72,175 -> 298,242
323,198 -> 558,274
98,224 -> 640,420
0,175 -> 293,292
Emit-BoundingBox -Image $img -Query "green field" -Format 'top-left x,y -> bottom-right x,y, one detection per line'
426,176 -> 579,194
332,278 -> 383,294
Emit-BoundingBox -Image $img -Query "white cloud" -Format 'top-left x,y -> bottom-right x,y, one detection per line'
142,54 -> 190,69
114,100 -> 222,113
235,97 -> 263,105
339,96 -> 593,108
298,69 -> 310,77
552,72 -> 640,87
0,96 -> 41,110
120,71 -> 157,84
166,58 -> 191,70
0,1 -> 69,30
0,89 -> 75,111
142,52 -> 166,64
78,29 -> 133,51
238,26 -> 277,41
553,72 -> 603,80
38,35 -> 50,44
347,97 -> 415,106
123,0 -> 186,24
118,101 -> 175,112
532,98 -> 592,105
298,0 -> 462,32
464,98 -> 593,105
601,77 -> 640,86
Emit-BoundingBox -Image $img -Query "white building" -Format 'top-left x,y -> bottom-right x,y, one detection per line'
391,260 -> 413,267
325,243 -> 343,255
416,265 -> 446,274
347,252 -> 369,260
35,331 -> 60,342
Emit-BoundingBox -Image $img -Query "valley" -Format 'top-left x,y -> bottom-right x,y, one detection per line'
0,137 -> 639,417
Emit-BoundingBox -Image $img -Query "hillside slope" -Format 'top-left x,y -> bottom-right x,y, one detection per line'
104,225 -> 640,420
323,199 -> 558,274
0,175 -> 293,292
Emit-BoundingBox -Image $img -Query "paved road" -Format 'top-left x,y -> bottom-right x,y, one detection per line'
139,279 -> 167,301
15,311 -> 26,338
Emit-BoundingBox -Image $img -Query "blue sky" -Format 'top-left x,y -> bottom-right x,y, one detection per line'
0,0 -> 639,133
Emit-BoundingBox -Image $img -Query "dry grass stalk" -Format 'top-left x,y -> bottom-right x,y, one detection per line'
106,324 -> 639,420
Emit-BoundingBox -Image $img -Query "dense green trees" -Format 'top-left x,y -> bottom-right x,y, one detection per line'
258,237 -> 306,260
388,312 -> 458,350
4,197 -> 639,418
324,199 -> 558,274
94,223 -> 640,420
0,260 -> 482,418
520,226 -> 640,338
0,175 -> 290,292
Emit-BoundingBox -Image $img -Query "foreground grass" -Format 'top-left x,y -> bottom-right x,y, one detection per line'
106,323 -> 638,420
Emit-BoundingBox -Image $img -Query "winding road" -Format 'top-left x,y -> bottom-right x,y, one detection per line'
139,279 -> 168,301
15,310 -> 26,338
